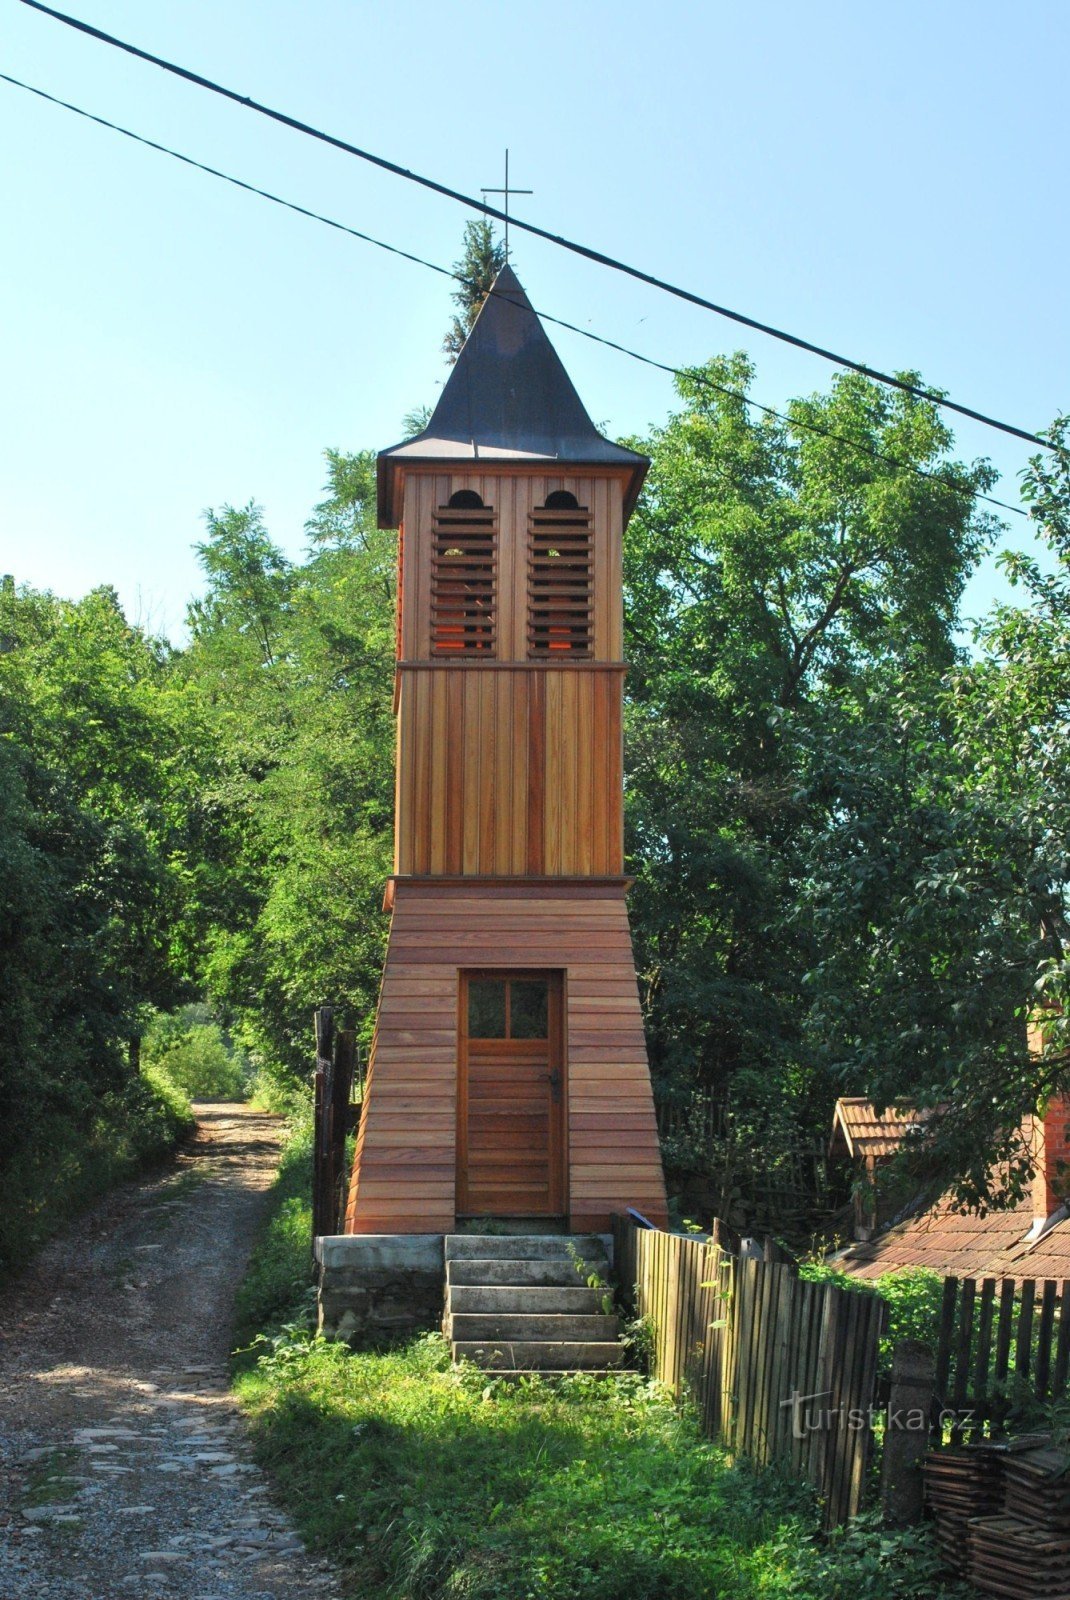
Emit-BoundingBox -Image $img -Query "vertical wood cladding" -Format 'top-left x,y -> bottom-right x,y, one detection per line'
397,470 -> 624,665
394,665 -> 623,876
393,470 -> 627,879
344,883 -> 669,1235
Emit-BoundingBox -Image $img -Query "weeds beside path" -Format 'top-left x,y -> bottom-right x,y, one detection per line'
0,1103 -> 347,1600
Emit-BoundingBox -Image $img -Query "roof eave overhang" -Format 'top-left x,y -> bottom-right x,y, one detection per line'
376,452 -> 649,530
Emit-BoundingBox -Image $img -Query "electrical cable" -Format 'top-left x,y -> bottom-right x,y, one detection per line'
15,0 -> 1062,458
0,67 -> 1028,521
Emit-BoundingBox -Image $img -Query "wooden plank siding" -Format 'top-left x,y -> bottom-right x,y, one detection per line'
395,664 -> 623,877
393,468 -> 626,879
344,882 -> 668,1235
398,470 -> 626,664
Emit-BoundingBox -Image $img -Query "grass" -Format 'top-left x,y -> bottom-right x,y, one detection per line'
232,1115 -> 315,1355
20,1450 -> 80,1508
231,1129 -> 971,1600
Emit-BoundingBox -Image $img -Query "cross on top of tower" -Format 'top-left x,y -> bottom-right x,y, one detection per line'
480,149 -> 532,260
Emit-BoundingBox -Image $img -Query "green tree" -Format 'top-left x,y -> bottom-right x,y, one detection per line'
0,584 -> 201,1064
443,219 -> 506,362
181,453 -> 395,1086
0,581 -> 200,1271
785,418 -> 1070,1209
622,356 -> 998,1217
142,1004 -> 249,1099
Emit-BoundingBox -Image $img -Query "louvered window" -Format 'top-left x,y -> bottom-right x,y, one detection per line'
431,492 -> 496,656
528,492 -> 593,657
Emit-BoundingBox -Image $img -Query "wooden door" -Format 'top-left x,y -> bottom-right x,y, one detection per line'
457,971 -> 565,1217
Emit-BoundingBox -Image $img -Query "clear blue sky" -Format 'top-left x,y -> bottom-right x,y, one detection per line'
1,0 -> 1066,641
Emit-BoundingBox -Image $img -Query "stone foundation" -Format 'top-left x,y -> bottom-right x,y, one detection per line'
315,1234 -> 444,1344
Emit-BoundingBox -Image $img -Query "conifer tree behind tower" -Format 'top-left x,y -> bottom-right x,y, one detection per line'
443,220 -> 506,362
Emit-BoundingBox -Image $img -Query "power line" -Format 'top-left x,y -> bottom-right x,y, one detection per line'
16,0 -> 1061,458
0,68 -> 1028,521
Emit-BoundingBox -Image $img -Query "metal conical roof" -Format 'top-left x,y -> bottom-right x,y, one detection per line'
377,265 -> 648,526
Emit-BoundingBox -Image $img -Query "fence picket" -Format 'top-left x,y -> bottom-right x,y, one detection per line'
934,1276 -> 958,1405
849,1294 -> 885,1515
752,1262 -> 775,1460
971,1277 -> 997,1430
735,1257 -> 755,1454
993,1278 -> 1016,1392
1015,1279 -> 1036,1380
1054,1281 -> 1070,1400
771,1265 -> 796,1460
1036,1279 -> 1058,1399
950,1276 -> 975,1441
788,1278 -> 814,1477
827,1285 -> 858,1528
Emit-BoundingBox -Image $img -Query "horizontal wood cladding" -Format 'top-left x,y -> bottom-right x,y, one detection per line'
399,471 -> 624,663
395,666 -> 623,876
344,883 -> 668,1236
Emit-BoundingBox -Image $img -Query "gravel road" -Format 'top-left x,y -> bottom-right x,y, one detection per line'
0,1104 -> 346,1600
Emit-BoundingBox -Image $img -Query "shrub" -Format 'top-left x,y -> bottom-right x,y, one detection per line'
142,1004 -> 250,1099
0,1067 -> 194,1281
798,1259 -> 946,1376
245,1065 -> 310,1117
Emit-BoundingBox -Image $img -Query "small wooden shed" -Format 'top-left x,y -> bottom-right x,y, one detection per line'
829,1097 -> 928,1239
343,266 -> 668,1235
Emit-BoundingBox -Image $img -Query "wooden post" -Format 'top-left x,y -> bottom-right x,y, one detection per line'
881,1339 -> 936,1527
312,1007 -> 335,1249
331,1029 -> 357,1232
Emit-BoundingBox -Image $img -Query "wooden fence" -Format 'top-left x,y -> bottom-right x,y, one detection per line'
312,1007 -> 358,1241
934,1274 -> 1070,1434
613,1216 -> 886,1527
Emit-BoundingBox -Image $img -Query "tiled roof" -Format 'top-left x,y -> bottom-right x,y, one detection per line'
830,1097 -> 927,1160
835,1200 -> 1037,1280
835,1113 -> 1062,1282
993,1209 -> 1070,1281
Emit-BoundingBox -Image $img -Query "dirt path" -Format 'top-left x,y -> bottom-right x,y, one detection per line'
0,1105 -> 345,1600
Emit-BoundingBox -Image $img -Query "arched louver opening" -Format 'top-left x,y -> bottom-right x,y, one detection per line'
431,492 -> 497,655
528,491 -> 593,657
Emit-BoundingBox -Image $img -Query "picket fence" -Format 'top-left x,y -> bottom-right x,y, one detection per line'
934,1273 -> 1070,1434
612,1216 -> 886,1527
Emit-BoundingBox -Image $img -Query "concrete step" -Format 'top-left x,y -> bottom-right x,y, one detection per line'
447,1284 -> 607,1315
450,1312 -> 619,1343
465,1369 -> 624,1383
452,1340 -> 626,1371
445,1234 -> 611,1262
447,1257 -> 608,1289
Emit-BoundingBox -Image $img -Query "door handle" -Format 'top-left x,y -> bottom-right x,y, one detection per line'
548,1069 -> 562,1100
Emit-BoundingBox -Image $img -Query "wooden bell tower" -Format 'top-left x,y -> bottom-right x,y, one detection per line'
344,266 -> 667,1234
